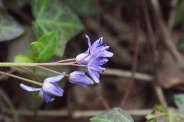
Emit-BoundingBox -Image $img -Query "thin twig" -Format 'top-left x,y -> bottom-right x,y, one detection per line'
98,96 -> 111,110
150,0 -> 184,69
0,71 -> 42,86
90,87 -> 111,110
0,88 -> 19,122
17,67 -> 42,83
53,58 -> 76,63
37,65 -> 69,77
168,0 -> 179,30
154,86 -> 168,107
142,0 -> 157,59
118,0 -> 141,108
142,0 -> 167,107
104,68 -> 153,81
150,0 -> 177,107
2,108 -> 180,118
0,68 -> 16,80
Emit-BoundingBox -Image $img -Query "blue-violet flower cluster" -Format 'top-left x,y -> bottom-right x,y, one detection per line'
76,35 -> 113,83
20,35 -> 113,103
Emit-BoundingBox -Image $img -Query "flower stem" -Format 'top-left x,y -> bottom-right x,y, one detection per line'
0,62 -> 76,67
37,66 -> 69,77
54,58 -> 76,63
17,67 -> 42,83
0,63 -> 38,67
0,71 -> 42,86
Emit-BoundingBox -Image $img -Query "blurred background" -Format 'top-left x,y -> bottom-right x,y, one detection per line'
0,0 -> 184,121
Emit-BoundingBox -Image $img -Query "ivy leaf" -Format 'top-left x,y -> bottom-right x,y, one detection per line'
0,13 -> 24,42
89,108 -> 134,122
32,0 -> 84,57
30,31 -> 58,63
174,94 -> 184,113
14,54 -> 34,63
29,41 -> 44,60
36,31 -> 58,62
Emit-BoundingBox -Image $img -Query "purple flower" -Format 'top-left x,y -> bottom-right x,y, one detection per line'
69,71 -> 94,88
76,35 -> 113,65
76,35 -> 113,83
20,75 -> 64,103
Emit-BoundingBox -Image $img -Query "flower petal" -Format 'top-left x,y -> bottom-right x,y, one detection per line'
39,89 -> 54,103
44,75 -> 64,83
90,58 -> 109,66
43,82 -> 64,97
85,35 -> 91,48
89,65 -> 105,72
20,83 -> 41,91
90,37 -> 103,53
88,69 -> 100,83
76,52 -> 90,64
69,71 -> 94,88
99,50 -> 113,57
88,57 -> 106,72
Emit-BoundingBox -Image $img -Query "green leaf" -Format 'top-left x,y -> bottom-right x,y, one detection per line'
29,41 -> 44,60
34,31 -> 58,62
0,13 -> 24,42
65,0 -> 96,16
14,54 -> 34,63
89,107 -> 134,122
32,0 -> 84,57
174,94 -> 184,113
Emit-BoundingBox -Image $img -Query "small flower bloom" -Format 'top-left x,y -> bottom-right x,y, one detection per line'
20,75 -> 64,103
69,71 -> 94,88
76,35 -> 113,83
76,35 -> 113,65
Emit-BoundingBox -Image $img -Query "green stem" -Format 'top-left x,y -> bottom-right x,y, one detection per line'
0,62 -> 76,67
0,63 -> 38,67
0,71 -> 42,86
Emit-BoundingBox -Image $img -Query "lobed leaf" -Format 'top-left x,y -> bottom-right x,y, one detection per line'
89,107 -> 134,122
32,0 -> 84,57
